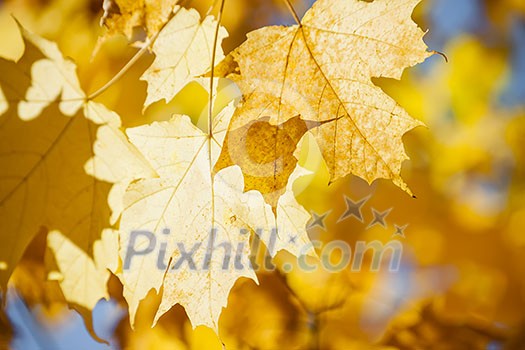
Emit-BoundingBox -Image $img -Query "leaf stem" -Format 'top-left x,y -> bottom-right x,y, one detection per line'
206,0 -> 219,17
431,50 -> 449,63
208,0 -> 226,138
283,0 -> 301,26
87,39 -> 151,100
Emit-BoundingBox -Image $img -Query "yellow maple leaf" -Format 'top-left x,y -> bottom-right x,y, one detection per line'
8,21 -> 85,119
0,24 -> 154,319
100,0 -> 179,41
224,0 -> 431,195
118,101 -> 314,330
215,115 -> 316,209
141,6 -> 229,108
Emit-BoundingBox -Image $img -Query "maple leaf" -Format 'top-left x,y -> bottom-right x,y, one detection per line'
0,24 -> 153,321
0,25 -> 88,290
141,6 -> 228,108
6,22 -> 85,120
215,115 -> 318,209
118,101 -> 314,330
222,0 -> 431,195
100,0 -> 179,41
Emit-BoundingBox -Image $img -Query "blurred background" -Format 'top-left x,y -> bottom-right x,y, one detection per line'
0,0 -> 524,349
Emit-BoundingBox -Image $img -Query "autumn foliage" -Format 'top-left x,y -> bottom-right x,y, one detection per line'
0,0 -> 524,349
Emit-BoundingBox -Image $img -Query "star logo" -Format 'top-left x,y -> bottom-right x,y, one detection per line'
288,235 -> 297,244
392,224 -> 408,238
307,210 -> 331,231
367,207 -> 392,229
338,195 -> 370,223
